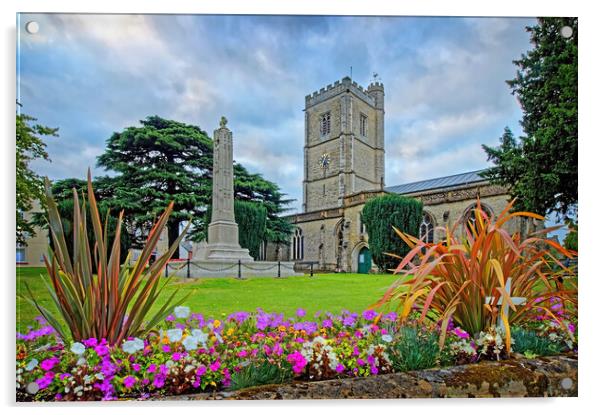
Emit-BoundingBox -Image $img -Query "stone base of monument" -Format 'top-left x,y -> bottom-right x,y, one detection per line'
194,242 -> 254,263
166,260 -> 303,279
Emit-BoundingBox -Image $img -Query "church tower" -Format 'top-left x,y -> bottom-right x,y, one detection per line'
302,76 -> 385,212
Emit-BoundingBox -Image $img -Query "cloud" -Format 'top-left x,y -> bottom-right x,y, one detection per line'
18,15 -> 534,213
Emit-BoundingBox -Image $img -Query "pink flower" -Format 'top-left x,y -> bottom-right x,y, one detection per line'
452,327 -> 470,340
196,365 -> 207,376
209,360 -> 221,372
147,364 -> 157,374
357,358 -> 365,366
286,351 -> 307,374
237,350 -> 248,358
132,363 -> 141,372
162,345 -> 171,353
40,357 -> 59,371
172,352 -> 183,361
370,365 -> 379,375
335,363 -> 345,373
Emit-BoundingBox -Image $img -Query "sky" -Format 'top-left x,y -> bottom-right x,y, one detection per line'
17,14 -> 535,214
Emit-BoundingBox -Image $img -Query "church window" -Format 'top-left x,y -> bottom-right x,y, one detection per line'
419,212 -> 435,243
360,113 -> 368,137
463,203 -> 494,231
292,228 -> 304,260
320,112 -> 331,137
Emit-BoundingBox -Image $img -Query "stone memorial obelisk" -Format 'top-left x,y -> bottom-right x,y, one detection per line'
204,116 -> 253,262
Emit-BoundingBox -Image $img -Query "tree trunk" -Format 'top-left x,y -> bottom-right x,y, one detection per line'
168,219 -> 180,259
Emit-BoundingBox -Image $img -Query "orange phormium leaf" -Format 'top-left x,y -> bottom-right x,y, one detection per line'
376,197 -> 578,340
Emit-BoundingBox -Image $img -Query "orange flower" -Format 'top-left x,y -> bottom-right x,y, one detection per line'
278,325 -> 286,332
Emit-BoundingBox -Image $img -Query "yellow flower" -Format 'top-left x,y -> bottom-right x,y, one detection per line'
278,325 -> 286,332
213,319 -> 221,329
227,328 -> 235,336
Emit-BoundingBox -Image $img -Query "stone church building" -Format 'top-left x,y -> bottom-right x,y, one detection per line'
268,76 -> 519,273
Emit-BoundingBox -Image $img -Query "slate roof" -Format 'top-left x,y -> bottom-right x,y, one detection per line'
385,169 -> 488,195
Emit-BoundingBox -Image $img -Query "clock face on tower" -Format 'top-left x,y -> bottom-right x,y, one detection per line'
319,153 -> 331,170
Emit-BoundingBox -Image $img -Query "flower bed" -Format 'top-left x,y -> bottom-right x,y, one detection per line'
16,306 -> 576,401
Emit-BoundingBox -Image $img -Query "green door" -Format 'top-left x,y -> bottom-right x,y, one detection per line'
358,247 -> 372,274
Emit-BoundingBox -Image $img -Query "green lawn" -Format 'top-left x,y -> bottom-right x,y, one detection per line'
16,267 -> 398,332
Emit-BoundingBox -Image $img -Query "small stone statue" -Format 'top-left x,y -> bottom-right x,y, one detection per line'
220,116 -> 228,128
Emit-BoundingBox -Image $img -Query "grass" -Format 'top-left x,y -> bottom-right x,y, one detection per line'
16,267 -> 398,332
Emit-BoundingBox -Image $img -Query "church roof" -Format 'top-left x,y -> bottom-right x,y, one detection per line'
385,169 -> 488,195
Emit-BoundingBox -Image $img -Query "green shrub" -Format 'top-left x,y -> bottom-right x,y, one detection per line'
388,326 -> 441,372
361,194 -> 422,271
228,359 -> 292,391
512,327 -> 566,356
21,171 -> 189,345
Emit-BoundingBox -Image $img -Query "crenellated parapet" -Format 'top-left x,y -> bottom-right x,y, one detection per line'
305,76 -> 377,109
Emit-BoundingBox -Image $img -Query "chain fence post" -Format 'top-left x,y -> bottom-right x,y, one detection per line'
277,261 -> 281,278
187,258 -> 191,279
310,262 -> 314,278
237,259 -> 242,279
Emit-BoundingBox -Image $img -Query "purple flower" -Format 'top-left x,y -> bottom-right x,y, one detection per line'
383,312 -> 397,322
196,365 -> 207,376
59,373 -> 71,381
362,309 -> 378,320
370,365 -> 379,375
36,371 -> 55,389
165,314 -> 175,322
172,352 -> 183,361
94,344 -> 110,357
132,363 -> 141,372
83,337 -> 98,348
335,363 -> 345,373
322,319 -> 333,328
123,376 -> 136,389
162,344 -> 171,353
357,358 -> 365,366
296,308 -> 306,318
147,364 -> 157,373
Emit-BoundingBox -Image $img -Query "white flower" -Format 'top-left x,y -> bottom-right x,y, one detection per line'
182,336 -> 199,351
167,328 -> 183,342
76,357 -> 87,366
70,342 -> 86,355
381,334 -> 393,343
25,358 -> 38,371
174,306 -> 191,319
122,337 -> 145,354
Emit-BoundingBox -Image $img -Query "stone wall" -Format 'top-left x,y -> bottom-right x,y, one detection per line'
280,182 -> 527,273
162,355 -> 577,400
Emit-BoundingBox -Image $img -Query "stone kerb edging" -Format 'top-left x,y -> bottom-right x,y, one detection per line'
160,355 -> 577,400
